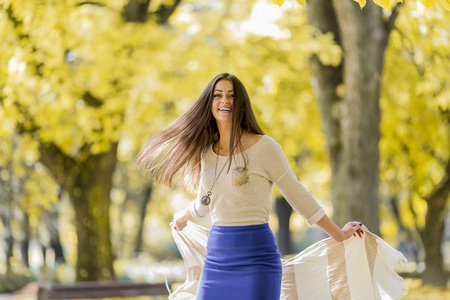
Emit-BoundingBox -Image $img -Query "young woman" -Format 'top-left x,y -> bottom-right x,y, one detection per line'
136,73 -> 363,300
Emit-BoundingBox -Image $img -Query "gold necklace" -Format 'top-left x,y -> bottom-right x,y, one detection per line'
200,144 -> 230,206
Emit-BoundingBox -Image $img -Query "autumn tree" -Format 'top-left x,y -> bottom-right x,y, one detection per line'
301,0 -> 403,235
303,0 -> 449,285
274,0 -> 449,285
0,0 -> 181,281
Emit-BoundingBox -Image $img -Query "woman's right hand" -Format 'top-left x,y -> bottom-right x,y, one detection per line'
173,218 -> 188,231
172,208 -> 191,231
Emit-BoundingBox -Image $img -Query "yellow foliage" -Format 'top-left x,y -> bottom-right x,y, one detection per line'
380,0 -> 450,245
373,0 -> 392,10
380,218 -> 398,242
349,0 -> 450,11
353,0 -> 367,9
420,0 -> 438,8
440,0 -> 450,11
270,0 -> 286,6
297,0 -> 306,5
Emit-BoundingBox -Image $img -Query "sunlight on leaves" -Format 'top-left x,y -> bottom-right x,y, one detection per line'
353,0 -> 367,8
270,0 -> 286,7
420,0 -> 438,8
373,0 -> 392,10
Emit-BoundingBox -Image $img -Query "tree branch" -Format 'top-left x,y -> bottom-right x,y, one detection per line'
38,142 -> 80,189
385,3 -> 402,37
122,0 -> 151,23
82,91 -> 103,107
154,0 -> 182,25
77,1 -> 105,7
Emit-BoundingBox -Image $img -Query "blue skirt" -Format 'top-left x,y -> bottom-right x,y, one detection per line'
196,223 -> 282,300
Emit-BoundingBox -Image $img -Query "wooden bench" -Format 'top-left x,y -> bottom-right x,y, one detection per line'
37,281 -> 171,300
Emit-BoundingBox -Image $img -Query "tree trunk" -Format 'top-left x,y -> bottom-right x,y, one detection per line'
306,0 -> 395,234
0,165 -> 14,272
70,144 -> 117,281
419,157 -> 450,286
45,207 -> 66,264
333,0 -> 387,233
1,215 -> 13,272
39,142 -> 118,281
420,209 -> 446,286
20,213 -> 30,267
275,197 -> 293,255
135,186 -> 152,254
305,0 -> 345,227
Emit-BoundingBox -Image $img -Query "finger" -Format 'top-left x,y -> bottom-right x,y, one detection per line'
350,222 -> 360,228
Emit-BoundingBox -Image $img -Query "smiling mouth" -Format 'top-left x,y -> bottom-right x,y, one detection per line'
218,108 -> 232,112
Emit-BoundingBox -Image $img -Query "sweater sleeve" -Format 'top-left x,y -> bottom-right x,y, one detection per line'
189,178 -> 210,220
263,138 -> 325,225
275,170 -> 325,225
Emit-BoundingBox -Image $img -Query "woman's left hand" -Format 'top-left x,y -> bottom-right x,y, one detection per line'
341,222 -> 364,241
316,215 -> 365,242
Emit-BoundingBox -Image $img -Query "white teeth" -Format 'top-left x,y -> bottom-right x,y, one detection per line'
219,108 -> 231,111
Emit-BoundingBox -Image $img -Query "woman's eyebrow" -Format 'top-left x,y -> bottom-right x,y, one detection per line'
214,89 -> 234,92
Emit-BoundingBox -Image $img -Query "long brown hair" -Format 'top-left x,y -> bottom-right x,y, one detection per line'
136,73 -> 264,190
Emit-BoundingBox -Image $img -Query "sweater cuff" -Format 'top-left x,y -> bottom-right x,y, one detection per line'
306,207 -> 326,225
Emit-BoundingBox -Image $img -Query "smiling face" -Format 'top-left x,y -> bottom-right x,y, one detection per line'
211,79 -> 234,124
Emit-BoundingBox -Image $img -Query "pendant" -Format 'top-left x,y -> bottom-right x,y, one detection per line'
201,192 -> 212,206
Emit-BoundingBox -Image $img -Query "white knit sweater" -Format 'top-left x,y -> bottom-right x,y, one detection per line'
190,135 -> 325,226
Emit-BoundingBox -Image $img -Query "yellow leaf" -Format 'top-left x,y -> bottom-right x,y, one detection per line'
396,0 -> 403,2
270,0 -> 286,6
297,0 -> 306,5
420,0 -> 438,8
353,0 -> 367,9
440,0 -> 450,11
373,0 -> 392,10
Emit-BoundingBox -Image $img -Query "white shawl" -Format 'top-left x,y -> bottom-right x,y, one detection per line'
169,222 -> 408,300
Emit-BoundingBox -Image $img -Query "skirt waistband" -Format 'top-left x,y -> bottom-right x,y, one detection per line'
211,223 -> 270,232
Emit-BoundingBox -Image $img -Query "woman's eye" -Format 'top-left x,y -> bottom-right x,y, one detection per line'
214,94 -> 221,98
229,94 -> 234,98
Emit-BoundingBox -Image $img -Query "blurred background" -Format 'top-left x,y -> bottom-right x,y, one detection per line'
0,0 -> 449,298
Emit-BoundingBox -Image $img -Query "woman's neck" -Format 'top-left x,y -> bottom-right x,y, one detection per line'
216,122 -> 235,155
